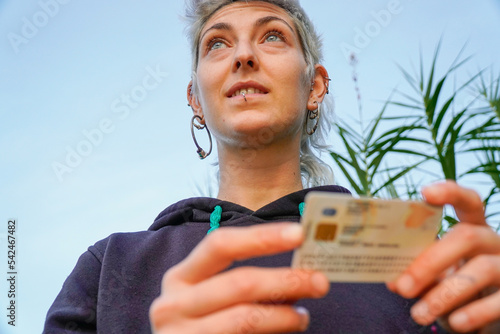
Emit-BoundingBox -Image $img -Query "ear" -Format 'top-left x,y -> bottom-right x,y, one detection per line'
187,81 -> 205,123
307,65 -> 330,111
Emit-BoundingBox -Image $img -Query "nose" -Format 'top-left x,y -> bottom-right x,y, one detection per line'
232,41 -> 259,72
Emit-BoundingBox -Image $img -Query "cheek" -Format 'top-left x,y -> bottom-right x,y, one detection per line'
196,68 -> 219,107
197,65 -> 214,91
283,71 -> 310,111
275,55 -> 309,94
198,55 -> 227,84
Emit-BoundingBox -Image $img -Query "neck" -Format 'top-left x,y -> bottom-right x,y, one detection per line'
216,138 -> 303,211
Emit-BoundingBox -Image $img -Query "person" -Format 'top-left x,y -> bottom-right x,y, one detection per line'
44,1 -> 500,333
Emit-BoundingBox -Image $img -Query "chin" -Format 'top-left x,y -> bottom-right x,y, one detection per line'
225,121 -> 298,149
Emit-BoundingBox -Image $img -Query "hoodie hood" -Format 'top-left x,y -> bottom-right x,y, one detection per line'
149,185 -> 351,231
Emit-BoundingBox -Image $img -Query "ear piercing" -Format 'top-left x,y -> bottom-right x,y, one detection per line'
311,77 -> 331,94
324,76 -> 331,94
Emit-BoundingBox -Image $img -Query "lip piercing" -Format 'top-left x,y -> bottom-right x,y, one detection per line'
242,92 -> 247,102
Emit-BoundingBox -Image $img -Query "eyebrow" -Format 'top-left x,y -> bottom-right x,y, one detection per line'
256,16 -> 295,34
200,22 -> 232,42
199,15 -> 295,43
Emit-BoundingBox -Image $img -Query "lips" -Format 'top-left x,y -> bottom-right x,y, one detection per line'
226,81 -> 269,98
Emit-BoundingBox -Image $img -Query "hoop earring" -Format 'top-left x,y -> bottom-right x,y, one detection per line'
306,102 -> 320,135
191,115 -> 212,159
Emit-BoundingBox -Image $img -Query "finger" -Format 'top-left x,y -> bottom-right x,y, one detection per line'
151,302 -> 310,334
448,289 -> 500,333
196,303 -> 310,334
421,181 -> 486,226
169,267 -> 329,317
391,223 -> 500,298
410,254 -> 500,326
170,223 -> 304,284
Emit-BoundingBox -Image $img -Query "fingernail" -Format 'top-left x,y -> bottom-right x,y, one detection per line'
397,274 -> 415,296
420,187 -> 428,201
449,312 -> 470,331
281,224 -> 303,242
421,185 -> 439,199
294,306 -> 310,331
311,272 -> 330,296
411,302 -> 432,324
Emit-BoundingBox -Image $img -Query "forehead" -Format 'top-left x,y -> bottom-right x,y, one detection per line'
201,1 -> 296,34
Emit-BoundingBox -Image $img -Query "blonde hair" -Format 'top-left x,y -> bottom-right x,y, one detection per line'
184,0 -> 334,186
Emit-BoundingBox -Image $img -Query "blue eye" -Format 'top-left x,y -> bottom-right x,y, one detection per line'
264,30 -> 285,43
207,38 -> 227,52
211,40 -> 226,50
265,34 -> 282,42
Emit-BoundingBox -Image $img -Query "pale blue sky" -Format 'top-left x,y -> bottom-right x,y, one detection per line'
1,0 -> 499,332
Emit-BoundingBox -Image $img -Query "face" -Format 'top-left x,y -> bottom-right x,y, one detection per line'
190,1 -> 314,149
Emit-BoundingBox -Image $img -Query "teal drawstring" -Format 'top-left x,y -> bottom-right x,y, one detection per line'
206,202 -> 305,234
207,205 -> 222,234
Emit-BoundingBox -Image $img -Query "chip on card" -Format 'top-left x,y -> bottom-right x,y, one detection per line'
315,223 -> 338,241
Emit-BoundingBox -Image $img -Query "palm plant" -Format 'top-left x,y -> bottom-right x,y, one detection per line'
462,70 -> 500,230
330,44 -> 500,232
330,54 -> 424,198
330,103 -> 423,198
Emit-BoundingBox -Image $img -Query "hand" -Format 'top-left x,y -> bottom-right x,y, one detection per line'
388,181 -> 500,333
149,223 -> 330,334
